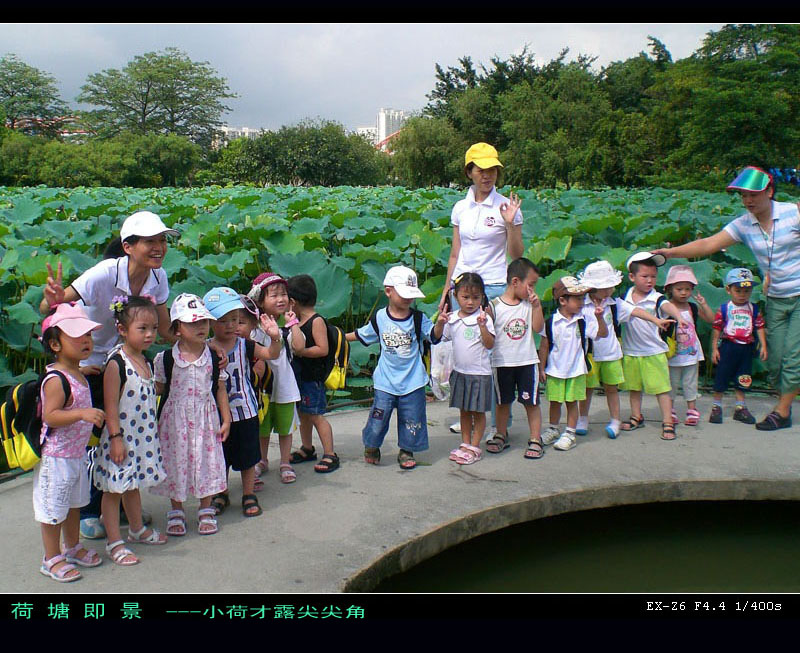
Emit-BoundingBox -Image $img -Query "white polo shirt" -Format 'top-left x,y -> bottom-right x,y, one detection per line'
451,186 -> 523,286
543,310 -> 599,379
70,256 -> 170,367
581,296 -> 635,362
441,311 -> 496,376
621,288 -> 669,357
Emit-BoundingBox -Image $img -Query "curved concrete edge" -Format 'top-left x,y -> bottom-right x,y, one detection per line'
342,478 -> 800,592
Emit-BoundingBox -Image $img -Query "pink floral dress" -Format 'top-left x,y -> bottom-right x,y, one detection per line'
150,344 -> 227,502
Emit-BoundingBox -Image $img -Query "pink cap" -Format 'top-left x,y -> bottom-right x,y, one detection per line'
42,302 -> 102,337
247,272 -> 287,301
665,265 -> 698,287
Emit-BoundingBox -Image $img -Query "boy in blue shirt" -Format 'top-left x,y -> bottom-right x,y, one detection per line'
346,266 -> 439,470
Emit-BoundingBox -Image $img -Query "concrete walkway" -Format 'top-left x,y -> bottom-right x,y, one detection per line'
2,391 -> 798,593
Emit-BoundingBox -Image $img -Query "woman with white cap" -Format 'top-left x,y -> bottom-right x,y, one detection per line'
438,143 -> 523,436
39,210 -> 180,538
653,166 -> 800,431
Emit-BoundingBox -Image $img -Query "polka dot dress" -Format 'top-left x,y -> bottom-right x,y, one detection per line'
91,348 -> 165,493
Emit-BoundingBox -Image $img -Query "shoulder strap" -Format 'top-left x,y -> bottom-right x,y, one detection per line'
210,349 -> 221,397
720,301 -> 728,326
369,312 -> 380,350
690,302 -> 699,325
42,370 -> 72,407
157,349 -> 175,420
412,308 -> 423,354
609,302 -> 621,337
545,314 -> 554,353
752,302 -> 759,322
655,294 -> 665,318
244,338 -> 256,366
109,352 -> 127,391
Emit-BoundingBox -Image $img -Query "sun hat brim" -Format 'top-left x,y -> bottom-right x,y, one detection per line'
727,167 -> 772,192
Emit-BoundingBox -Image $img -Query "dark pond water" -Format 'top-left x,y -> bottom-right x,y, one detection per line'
374,501 -> 800,592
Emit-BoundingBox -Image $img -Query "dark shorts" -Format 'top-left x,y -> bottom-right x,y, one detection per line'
299,380 -> 327,415
222,416 -> 261,472
493,364 -> 540,406
713,340 -> 755,392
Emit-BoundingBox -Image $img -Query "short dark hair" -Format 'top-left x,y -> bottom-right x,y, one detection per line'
42,307 -> 61,358
507,257 -> 538,284
629,259 -> 659,275
287,274 -> 317,307
112,295 -> 158,328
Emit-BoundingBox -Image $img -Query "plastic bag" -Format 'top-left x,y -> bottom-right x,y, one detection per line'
430,340 -> 453,401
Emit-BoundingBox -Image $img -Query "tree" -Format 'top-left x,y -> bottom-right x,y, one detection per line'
389,116 -> 464,187
78,48 -> 236,148
0,54 -> 68,136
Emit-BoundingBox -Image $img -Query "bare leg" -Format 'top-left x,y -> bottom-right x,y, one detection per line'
120,489 -> 145,534
310,414 -> 334,456
579,388 -> 593,419
604,384 -> 620,421
278,433 -> 292,465
460,411 -> 473,446
565,401 -> 579,429
495,403 -> 511,436
524,403 -> 541,438
241,466 -> 256,496
472,412 -> 486,447
656,391 -> 674,425
298,413 -> 314,451
101,493 -> 124,547
549,401 -> 562,426
629,390 -> 643,419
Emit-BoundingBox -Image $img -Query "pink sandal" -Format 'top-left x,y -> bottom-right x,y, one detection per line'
279,463 -> 297,484
685,409 -> 700,426
40,554 -> 82,582
63,543 -> 102,567
449,445 -> 470,462
455,444 -> 483,465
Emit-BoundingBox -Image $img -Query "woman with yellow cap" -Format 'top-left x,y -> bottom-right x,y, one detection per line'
438,143 -> 524,436
653,166 -> 800,431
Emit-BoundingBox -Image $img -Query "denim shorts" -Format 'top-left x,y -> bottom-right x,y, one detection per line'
362,387 -> 429,452
299,380 -> 327,415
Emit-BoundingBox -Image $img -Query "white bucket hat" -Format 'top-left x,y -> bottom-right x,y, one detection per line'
579,261 -> 623,289
169,293 -> 214,323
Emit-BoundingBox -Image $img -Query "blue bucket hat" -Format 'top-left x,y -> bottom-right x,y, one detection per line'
724,268 -> 758,288
203,286 -> 245,319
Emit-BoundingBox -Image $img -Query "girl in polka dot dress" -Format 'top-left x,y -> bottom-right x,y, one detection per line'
91,296 -> 167,566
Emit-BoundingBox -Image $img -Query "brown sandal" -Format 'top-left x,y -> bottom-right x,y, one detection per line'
661,422 -> 676,441
621,415 -> 645,431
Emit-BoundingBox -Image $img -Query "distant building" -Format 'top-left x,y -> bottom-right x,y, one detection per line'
214,125 -> 266,148
356,108 -> 409,151
356,126 -> 378,145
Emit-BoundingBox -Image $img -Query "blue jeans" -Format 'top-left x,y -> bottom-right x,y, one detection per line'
362,387 -> 429,452
450,282 -> 507,429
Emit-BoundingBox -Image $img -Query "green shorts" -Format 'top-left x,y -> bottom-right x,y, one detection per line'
621,353 -> 671,395
586,359 -> 625,389
259,401 -> 298,437
546,375 -> 587,403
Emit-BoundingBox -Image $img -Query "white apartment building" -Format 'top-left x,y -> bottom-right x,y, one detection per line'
356,126 -> 378,145
377,107 -> 408,145
214,125 -> 266,148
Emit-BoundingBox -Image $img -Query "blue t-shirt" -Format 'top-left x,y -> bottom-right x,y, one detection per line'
356,307 -> 435,395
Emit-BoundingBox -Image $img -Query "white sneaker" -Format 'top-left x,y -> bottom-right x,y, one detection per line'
541,426 -> 561,446
484,426 -> 497,441
576,416 -> 589,435
449,422 -> 461,434
553,432 -> 577,451
605,421 -> 620,439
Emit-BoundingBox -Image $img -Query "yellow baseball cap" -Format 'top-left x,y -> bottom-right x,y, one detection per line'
465,142 -> 503,170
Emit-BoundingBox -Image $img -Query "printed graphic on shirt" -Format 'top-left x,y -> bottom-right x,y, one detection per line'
381,327 -> 412,356
675,322 -> 699,357
503,318 -> 528,340
484,215 -> 496,227
727,308 -> 753,341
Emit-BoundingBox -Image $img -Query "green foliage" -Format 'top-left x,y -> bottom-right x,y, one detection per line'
0,54 -> 68,136
78,48 -> 236,149
389,116 -> 464,187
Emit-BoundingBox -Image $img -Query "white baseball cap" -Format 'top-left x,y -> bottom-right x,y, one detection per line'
120,211 -> 180,241
626,251 -> 666,271
169,293 -> 214,323
579,261 -> 623,289
383,265 -> 425,299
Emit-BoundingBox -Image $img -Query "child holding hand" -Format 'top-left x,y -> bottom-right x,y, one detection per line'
433,272 -> 496,465
35,302 -> 105,582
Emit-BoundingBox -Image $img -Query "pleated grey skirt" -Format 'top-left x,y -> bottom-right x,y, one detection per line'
448,370 -> 493,412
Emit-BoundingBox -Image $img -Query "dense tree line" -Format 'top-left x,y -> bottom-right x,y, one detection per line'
2,25 -> 799,190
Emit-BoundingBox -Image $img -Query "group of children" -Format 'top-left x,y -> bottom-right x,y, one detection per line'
34,271 -> 338,581
33,253 -> 768,582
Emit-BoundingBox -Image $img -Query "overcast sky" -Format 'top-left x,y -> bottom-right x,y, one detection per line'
1,23 -> 723,131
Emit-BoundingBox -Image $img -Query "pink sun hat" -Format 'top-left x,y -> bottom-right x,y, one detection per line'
42,302 -> 102,337
664,265 -> 698,287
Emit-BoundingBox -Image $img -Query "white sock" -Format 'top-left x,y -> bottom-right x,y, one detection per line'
609,418 -> 621,429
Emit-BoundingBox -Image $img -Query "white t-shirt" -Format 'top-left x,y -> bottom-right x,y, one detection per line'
250,327 -> 300,403
451,186 -> 523,286
543,310 -> 599,379
441,311 -> 495,376
70,256 -> 170,367
490,297 -> 539,367
580,296 -> 634,362
621,288 -> 669,357
669,307 -> 705,368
